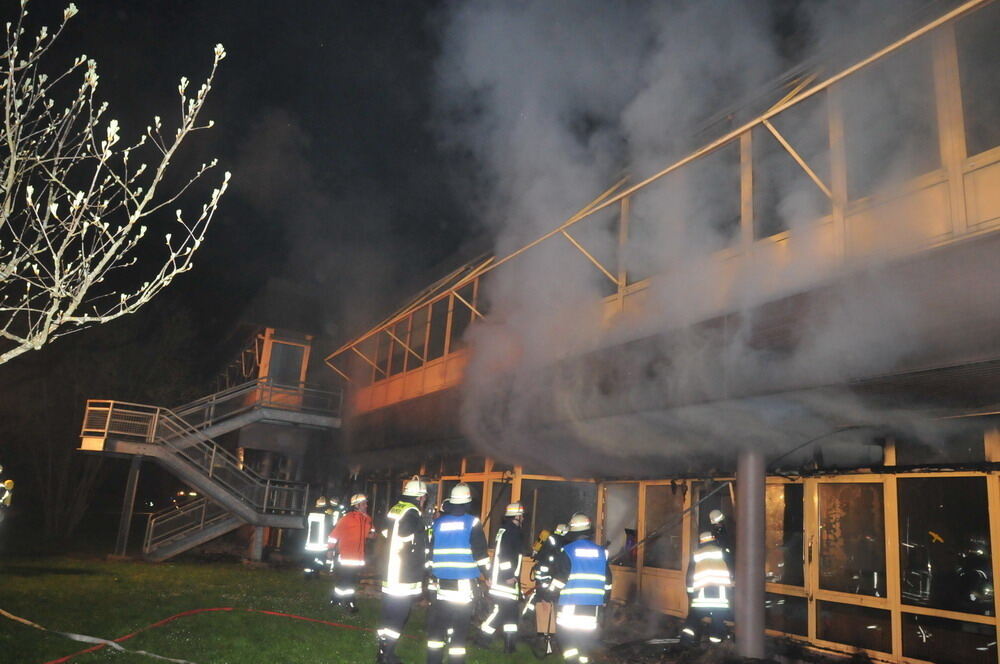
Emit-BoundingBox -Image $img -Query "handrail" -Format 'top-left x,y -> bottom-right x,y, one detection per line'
143,496 -> 234,553
82,399 -> 308,516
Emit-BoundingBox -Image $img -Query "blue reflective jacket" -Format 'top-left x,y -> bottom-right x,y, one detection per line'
559,539 -> 608,606
432,513 -> 478,579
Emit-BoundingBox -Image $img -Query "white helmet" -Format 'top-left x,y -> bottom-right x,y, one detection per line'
350,492 -> 367,506
450,483 -> 472,505
504,501 -> 524,517
568,513 -> 592,532
315,496 -> 328,509
402,476 -> 427,497
709,509 -> 725,525
700,531 -> 716,545
554,523 -> 569,536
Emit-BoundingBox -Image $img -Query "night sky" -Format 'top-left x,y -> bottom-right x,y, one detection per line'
33,0 -> 476,350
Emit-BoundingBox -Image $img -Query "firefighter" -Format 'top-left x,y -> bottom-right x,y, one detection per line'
426,483 -> 490,664
681,531 -> 733,647
304,496 -> 332,579
328,492 -> 374,613
527,522 -> 568,656
550,513 -> 611,664
477,501 -> 524,652
709,509 -> 734,570
0,464 -> 11,525
377,477 -> 428,664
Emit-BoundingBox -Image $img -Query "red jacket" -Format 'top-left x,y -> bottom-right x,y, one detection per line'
327,510 -> 373,565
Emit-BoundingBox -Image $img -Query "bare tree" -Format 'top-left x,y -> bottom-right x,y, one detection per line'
0,2 -> 229,365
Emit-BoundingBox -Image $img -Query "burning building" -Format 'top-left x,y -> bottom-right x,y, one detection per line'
321,1 -> 1000,662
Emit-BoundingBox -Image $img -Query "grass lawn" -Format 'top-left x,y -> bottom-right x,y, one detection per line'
0,556 -> 551,664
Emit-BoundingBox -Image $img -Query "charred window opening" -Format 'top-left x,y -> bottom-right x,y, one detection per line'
388,320 -> 407,377
487,480 -> 512,542
521,480 -> 597,545
427,298 -> 449,361
818,482 -> 886,597
643,483 -> 684,570
449,285 -> 475,352
766,483 -> 804,586
406,306 -> 429,371
753,92 -> 831,239
956,1 -> 1000,158
898,476 -> 993,615
604,483 -> 638,567
842,37 -> 939,201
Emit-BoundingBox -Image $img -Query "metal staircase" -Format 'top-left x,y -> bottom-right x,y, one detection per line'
80,378 -> 341,560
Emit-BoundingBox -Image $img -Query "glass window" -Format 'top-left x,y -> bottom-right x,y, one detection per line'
487,481 -> 512,543
692,482 -> 734,552
753,92 -> 831,239
355,335 -> 378,385
766,484 -> 804,586
388,320 -> 407,377
643,483 -> 685,570
903,613 -> 997,664
817,601 -> 892,653
426,298 -> 449,361
898,477 -> 993,615
842,37 -> 940,200
572,207 -> 621,297
604,484 -> 638,567
406,306 -> 428,371
957,1 -> 1000,157
449,286 -> 475,352
268,342 -> 304,386
765,593 -> 808,637
521,480 -> 598,545
819,483 -> 886,597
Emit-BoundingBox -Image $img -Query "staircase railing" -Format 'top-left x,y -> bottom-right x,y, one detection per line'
82,400 -> 308,515
143,496 -> 234,554
172,377 -> 341,433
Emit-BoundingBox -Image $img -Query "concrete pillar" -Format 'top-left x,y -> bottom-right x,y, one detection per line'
736,447 -> 766,659
250,526 -> 265,561
114,456 -> 142,557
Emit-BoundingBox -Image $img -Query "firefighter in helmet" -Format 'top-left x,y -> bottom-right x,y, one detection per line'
709,508 -> 734,570
426,483 -> 490,664
376,477 -> 428,664
328,492 -> 375,613
304,496 -> 332,579
0,464 -> 12,525
526,521 -> 568,657
477,501 -> 524,652
681,530 -> 733,647
550,513 -> 611,664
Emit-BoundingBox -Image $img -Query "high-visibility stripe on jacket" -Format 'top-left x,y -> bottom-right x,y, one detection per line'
557,540 -> 609,606
688,543 -> 732,609
489,524 -> 523,600
432,513 -> 480,579
327,509 -> 373,565
305,511 -> 329,552
383,501 -> 423,596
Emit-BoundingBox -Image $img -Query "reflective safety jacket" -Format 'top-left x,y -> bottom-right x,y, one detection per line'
533,531 -> 565,590
432,513 -> 489,580
553,538 -> 612,606
327,509 -> 373,566
382,499 -> 427,596
488,519 -> 523,600
686,543 -> 733,609
305,511 -> 330,553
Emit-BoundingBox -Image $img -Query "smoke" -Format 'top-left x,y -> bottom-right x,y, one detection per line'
431,1 -> 995,473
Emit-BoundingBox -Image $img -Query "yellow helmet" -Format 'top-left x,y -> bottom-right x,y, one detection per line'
315,496 -> 328,509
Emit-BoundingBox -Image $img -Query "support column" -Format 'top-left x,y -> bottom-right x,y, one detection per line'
250,526 -> 265,562
736,448 -> 765,659
114,456 -> 142,557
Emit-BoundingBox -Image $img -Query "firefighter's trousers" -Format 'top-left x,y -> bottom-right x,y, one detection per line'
680,606 -> 731,646
556,604 -> 600,664
377,593 -> 416,658
426,580 -> 475,664
479,593 -> 520,647
333,565 -> 360,606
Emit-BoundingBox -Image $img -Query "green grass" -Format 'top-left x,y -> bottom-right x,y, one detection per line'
0,556 -> 548,664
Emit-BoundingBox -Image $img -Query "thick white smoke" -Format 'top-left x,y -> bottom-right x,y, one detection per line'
431,0 -> 991,474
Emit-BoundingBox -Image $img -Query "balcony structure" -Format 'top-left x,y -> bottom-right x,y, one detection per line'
323,2 -> 1000,662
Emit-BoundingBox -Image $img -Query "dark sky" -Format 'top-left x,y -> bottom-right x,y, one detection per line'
31,0 -> 475,352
